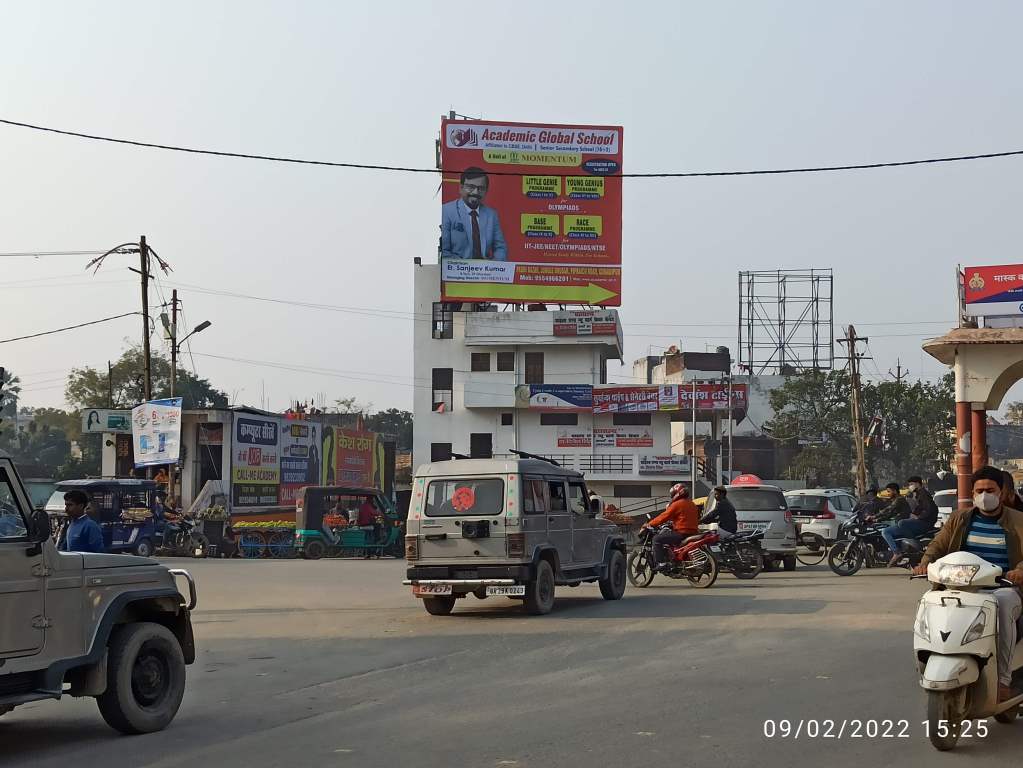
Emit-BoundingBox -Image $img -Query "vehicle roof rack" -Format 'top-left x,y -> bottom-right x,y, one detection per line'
508,449 -> 560,467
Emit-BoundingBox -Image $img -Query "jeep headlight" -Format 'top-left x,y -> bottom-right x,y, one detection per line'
914,604 -> 931,642
935,563 -> 980,587
961,609 -> 987,645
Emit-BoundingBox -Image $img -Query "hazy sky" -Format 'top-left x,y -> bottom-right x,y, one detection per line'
3,1 -> 1023,414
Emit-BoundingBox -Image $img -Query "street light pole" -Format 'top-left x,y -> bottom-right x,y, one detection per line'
170,289 -> 178,398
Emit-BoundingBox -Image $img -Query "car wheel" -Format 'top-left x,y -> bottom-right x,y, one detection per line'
133,538 -> 154,558
96,622 -> 186,735
599,549 -> 627,600
761,556 -> 775,572
782,555 -> 797,571
422,596 -> 456,615
524,559 -> 556,615
303,539 -> 326,560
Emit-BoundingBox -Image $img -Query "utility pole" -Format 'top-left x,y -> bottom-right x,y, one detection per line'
169,290 -> 179,398
840,325 -> 869,496
889,358 -> 908,384
107,361 -> 113,408
139,235 -> 152,402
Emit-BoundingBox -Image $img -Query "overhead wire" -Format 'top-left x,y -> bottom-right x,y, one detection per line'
0,311 -> 140,344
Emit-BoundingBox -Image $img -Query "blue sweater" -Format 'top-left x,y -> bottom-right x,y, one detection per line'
62,515 -> 105,553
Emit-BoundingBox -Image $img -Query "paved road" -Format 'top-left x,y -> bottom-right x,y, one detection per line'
2,559 -> 1018,766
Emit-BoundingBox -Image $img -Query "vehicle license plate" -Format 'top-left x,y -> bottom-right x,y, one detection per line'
486,585 -> 525,596
739,522 -> 770,532
792,516 -> 812,524
413,584 -> 453,596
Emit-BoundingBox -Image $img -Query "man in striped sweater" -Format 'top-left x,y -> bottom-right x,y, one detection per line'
914,465 -> 1023,702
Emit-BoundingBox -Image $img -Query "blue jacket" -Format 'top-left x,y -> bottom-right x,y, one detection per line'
62,515 -> 105,553
440,199 -> 507,261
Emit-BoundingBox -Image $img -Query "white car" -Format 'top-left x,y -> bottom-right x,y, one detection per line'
784,488 -> 859,544
934,489 -> 957,527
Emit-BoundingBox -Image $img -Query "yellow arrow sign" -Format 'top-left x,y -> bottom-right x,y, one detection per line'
444,281 -> 619,305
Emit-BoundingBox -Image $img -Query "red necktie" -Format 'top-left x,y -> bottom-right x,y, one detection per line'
470,209 -> 483,259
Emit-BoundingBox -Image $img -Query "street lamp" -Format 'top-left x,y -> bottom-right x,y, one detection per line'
170,319 -> 212,398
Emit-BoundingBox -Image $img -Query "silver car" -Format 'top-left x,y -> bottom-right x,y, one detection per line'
709,484 -> 798,571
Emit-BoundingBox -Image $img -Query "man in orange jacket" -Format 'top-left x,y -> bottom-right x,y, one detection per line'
643,483 -> 700,570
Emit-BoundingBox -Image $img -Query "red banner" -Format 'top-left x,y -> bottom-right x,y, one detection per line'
592,386 -> 659,414
592,384 -> 748,414
963,264 -> 1023,317
439,118 -> 623,306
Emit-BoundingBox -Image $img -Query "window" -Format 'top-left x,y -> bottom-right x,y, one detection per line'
569,482 -> 589,516
613,484 -> 652,498
600,354 -> 608,385
522,478 -> 547,515
548,480 -> 567,512
430,443 -> 452,462
469,433 -> 493,459
501,413 -> 514,426
470,353 -> 491,372
497,351 -> 515,372
0,469 -> 28,540
612,413 -> 651,426
425,478 -> 504,517
728,488 -> 788,511
540,413 -> 578,426
525,352 -> 544,384
432,368 -> 453,412
432,303 -> 453,339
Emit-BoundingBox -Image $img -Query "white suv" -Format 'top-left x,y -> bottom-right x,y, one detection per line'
785,488 -> 858,544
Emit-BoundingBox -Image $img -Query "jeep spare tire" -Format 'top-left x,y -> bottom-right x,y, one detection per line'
524,559 -> 556,615
97,621 -> 186,734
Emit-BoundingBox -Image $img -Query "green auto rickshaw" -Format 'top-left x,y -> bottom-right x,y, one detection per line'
294,485 -> 404,559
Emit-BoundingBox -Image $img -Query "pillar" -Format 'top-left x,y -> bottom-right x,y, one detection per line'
971,407 -> 988,471
955,401 -> 971,511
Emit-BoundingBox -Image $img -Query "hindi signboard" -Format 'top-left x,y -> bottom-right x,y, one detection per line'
638,455 -> 693,475
515,384 -> 593,411
232,416 -> 281,507
553,310 -> 618,337
963,264 -> 1023,317
439,118 -> 623,306
131,398 -> 182,468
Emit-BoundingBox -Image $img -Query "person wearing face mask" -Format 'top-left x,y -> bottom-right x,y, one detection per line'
881,475 -> 938,566
913,466 -> 1023,702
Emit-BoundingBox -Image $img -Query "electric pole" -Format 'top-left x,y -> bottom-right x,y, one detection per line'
840,325 -> 869,497
889,358 -> 908,384
169,289 -> 179,398
139,235 -> 153,402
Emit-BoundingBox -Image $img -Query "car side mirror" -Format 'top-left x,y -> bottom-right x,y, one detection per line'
28,509 -> 52,543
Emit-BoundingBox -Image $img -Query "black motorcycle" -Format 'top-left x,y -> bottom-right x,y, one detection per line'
713,530 -> 766,580
158,517 -> 209,558
828,517 -> 935,576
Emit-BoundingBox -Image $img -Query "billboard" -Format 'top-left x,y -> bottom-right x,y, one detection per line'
322,427 -> 385,489
515,384 -> 593,411
553,310 -> 618,337
131,398 -> 182,467
963,264 -> 1023,317
278,422 -> 322,506
83,408 -> 132,434
232,416 -> 280,507
592,386 -> 659,414
594,426 -> 655,448
592,384 -> 748,414
439,118 -> 623,306
639,455 -> 693,475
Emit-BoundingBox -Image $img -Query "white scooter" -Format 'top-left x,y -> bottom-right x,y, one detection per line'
913,551 -> 1023,750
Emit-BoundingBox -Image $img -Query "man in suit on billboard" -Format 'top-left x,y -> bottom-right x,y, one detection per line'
440,167 -> 507,261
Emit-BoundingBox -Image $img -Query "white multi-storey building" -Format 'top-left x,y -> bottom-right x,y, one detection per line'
412,263 -> 690,510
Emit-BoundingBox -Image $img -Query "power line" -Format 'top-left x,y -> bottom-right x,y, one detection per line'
0,311 -> 139,344
4,116 -> 1023,178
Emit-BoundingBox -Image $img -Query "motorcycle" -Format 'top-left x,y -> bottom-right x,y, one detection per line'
828,517 -> 934,576
627,525 -> 719,588
712,530 -> 766,580
158,517 -> 209,558
913,551 -> 1023,751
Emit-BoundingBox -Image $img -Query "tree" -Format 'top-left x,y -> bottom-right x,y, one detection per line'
0,368 -> 21,431
65,346 -> 228,411
364,408 -> 413,451
334,396 -> 371,415
1006,401 -> 1023,426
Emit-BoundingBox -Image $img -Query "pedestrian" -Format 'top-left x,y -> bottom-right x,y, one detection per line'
59,490 -> 105,553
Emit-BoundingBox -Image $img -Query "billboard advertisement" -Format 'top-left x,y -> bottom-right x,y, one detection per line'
232,416 -> 280,507
553,310 -> 618,337
594,426 -> 654,448
83,408 -> 132,434
131,398 -> 182,468
963,264 -> 1023,317
278,421 -> 322,506
322,427 -> 385,489
515,384 -> 593,411
439,118 -> 623,306
592,386 -> 659,414
592,384 -> 748,414
639,455 -> 693,475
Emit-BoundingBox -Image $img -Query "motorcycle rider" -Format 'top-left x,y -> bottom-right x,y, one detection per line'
852,485 -> 882,522
882,475 -> 938,566
913,465 -> 1023,702
873,482 -> 912,523
643,483 -> 700,572
701,486 -> 738,538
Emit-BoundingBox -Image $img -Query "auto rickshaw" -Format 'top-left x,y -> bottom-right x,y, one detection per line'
45,479 -> 162,557
294,485 -> 404,559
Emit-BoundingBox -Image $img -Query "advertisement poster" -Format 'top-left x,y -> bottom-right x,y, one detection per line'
321,427 -> 385,489
82,408 -> 132,434
963,264 -> 1023,317
131,398 -> 182,468
553,310 -> 617,337
594,427 -> 654,449
439,118 -> 623,306
556,427 -> 592,448
278,422 -> 322,506
232,416 -> 280,507
515,384 -> 593,411
592,384 -> 748,413
639,455 -> 692,475
675,383 -> 749,411
592,386 -> 659,414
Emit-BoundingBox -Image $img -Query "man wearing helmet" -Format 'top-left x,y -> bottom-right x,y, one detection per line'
643,483 -> 700,571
